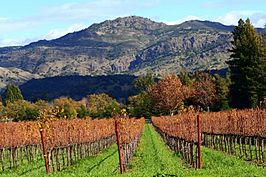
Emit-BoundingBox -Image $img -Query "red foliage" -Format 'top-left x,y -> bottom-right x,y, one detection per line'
148,75 -> 192,113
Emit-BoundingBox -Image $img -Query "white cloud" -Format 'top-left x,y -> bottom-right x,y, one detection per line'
164,15 -> 203,25
164,11 -> 266,27
0,24 -> 88,47
43,24 -> 87,40
0,19 -> 38,34
0,0 -> 161,47
0,17 -> 8,22
216,11 -> 266,27
41,0 -> 159,22
0,38 -> 35,47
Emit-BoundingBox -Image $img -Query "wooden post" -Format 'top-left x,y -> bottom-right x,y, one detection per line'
40,128 -> 49,174
115,120 -> 123,174
197,114 -> 202,169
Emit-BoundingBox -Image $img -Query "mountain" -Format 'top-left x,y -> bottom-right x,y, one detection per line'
0,67 -> 40,90
0,16 -> 264,90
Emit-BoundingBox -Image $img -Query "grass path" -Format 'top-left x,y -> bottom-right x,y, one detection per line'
0,124 -> 265,176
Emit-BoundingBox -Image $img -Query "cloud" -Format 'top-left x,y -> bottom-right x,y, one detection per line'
0,0 -> 161,46
0,19 -> 38,34
164,11 -> 266,27
41,0 -> 159,22
0,17 -> 8,22
43,24 -> 87,40
164,16 -> 203,25
216,11 -> 266,27
0,23 -> 88,47
0,38 -> 36,47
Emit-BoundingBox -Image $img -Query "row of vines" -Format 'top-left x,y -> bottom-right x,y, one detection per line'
115,118 -> 145,173
201,108 -> 265,165
0,118 -> 116,172
152,108 -> 265,167
152,113 -> 201,168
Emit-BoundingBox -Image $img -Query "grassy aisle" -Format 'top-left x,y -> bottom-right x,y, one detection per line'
123,124 -> 266,177
121,124 -> 186,176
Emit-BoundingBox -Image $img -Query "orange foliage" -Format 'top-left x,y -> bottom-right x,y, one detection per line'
0,118 -> 115,149
152,113 -> 198,142
152,108 -> 266,143
201,108 -> 266,137
118,118 -> 145,144
148,75 -> 192,113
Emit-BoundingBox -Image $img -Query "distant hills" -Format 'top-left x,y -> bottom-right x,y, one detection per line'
20,75 -> 138,103
0,16 -> 264,93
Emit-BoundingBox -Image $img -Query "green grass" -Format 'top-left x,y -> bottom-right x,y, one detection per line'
0,124 -> 265,176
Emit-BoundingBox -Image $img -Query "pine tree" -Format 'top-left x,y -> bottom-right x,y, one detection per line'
227,19 -> 266,108
2,84 -> 24,105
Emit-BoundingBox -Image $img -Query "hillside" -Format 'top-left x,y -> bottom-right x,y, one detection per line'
19,74 -> 137,103
0,16 -> 264,90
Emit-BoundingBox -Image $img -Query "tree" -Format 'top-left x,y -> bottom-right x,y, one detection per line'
212,74 -> 230,111
53,97 -> 80,119
227,19 -> 266,108
129,73 -> 156,119
191,72 -> 217,110
128,91 -> 154,119
148,75 -> 192,115
0,102 -> 7,121
86,93 -> 121,118
6,100 -> 39,121
77,105 -> 89,118
179,69 -> 193,86
133,72 -> 155,91
2,84 -> 23,105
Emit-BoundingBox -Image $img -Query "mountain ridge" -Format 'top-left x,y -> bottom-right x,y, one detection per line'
0,16 -> 264,90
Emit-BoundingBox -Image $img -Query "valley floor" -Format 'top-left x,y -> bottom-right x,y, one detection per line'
1,124 -> 265,177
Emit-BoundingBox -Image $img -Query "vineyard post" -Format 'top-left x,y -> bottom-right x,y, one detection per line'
40,128 -> 49,174
115,120 -> 123,174
197,114 -> 202,169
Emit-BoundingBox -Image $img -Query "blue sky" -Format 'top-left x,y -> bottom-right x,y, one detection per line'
0,0 -> 265,47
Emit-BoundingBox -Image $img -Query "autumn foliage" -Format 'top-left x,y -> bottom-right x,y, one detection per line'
201,108 -> 266,137
148,75 -> 192,114
118,118 -> 145,144
0,118 -> 115,149
152,113 -> 198,142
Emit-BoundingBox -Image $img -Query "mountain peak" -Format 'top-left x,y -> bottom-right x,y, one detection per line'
90,16 -> 166,32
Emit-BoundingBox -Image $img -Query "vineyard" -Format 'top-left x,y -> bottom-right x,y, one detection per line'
152,113 -> 200,167
0,118 -> 116,172
115,118 -> 145,173
0,109 -> 265,176
152,108 -> 266,168
201,109 -> 265,164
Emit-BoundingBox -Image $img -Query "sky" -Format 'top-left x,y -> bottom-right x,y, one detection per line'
0,0 -> 265,47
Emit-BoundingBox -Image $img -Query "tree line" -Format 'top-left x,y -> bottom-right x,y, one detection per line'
0,85 -> 122,121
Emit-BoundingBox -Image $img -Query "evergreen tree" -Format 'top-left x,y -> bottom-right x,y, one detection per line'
212,74 -> 230,111
227,19 -> 266,108
129,73 -> 156,119
2,84 -> 24,105
179,69 -> 193,86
